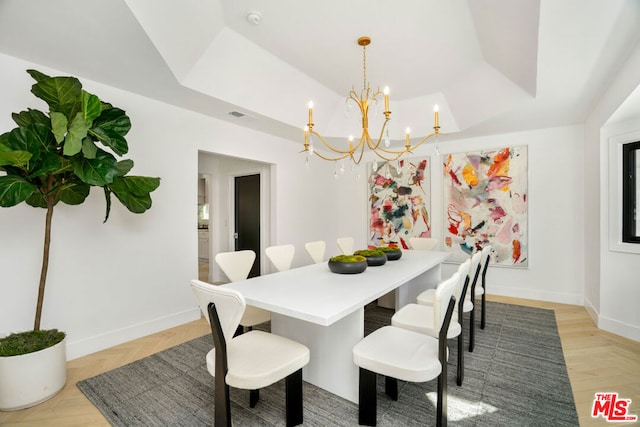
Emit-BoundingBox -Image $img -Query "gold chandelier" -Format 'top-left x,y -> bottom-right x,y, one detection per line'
303,36 -> 442,165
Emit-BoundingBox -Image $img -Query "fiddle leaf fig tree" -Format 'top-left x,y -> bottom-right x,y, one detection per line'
0,69 -> 160,331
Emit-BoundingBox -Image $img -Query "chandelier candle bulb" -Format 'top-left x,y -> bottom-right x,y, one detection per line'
405,127 -> 411,147
308,101 -> 313,126
434,104 -> 439,128
383,86 -> 390,112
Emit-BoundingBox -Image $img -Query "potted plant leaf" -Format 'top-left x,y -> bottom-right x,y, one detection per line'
0,69 -> 160,410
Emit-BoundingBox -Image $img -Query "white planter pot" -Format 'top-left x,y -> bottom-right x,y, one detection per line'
0,337 -> 67,411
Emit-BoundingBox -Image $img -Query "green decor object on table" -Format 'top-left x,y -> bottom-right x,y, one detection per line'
328,255 -> 368,274
354,249 -> 387,266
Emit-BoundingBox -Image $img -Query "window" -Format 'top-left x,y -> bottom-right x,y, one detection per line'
622,141 -> 640,243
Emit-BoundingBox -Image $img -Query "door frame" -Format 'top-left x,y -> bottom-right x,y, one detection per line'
227,165 -> 271,275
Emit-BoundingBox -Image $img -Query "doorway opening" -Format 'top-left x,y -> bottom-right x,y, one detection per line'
198,151 -> 272,283
197,173 -> 211,281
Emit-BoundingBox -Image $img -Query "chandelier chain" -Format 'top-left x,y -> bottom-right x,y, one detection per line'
362,43 -> 367,90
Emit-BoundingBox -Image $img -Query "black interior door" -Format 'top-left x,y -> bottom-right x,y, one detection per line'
234,174 -> 260,277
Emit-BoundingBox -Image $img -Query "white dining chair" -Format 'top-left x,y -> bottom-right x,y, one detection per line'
415,260 -> 469,307
190,280 -> 310,426
409,237 -> 439,251
265,244 -> 295,272
336,237 -> 355,255
414,260 -> 471,385
352,275 -> 457,427
304,240 -> 326,264
391,272 -> 461,339
415,253 -> 481,354
478,245 -> 493,329
390,273 -> 463,386
214,250 -> 271,332
464,251 -> 483,352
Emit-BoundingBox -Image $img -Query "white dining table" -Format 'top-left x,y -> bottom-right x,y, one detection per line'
223,250 -> 450,403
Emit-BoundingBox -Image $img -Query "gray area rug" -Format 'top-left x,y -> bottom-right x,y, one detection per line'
77,301 -> 578,426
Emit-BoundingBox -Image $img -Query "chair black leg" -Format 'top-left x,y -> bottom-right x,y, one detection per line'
456,333 -> 464,386
481,292 -> 486,329
469,308 -> 475,352
214,380 -> 232,427
436,367 -> 448,427
285,368 -> 303,427
359,368 -> 377,426
384,376 -> 398,401
249,389 -> 259,408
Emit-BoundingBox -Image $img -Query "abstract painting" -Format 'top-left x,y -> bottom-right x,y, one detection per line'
443,146 -> 528,267
368,157 -> 431,249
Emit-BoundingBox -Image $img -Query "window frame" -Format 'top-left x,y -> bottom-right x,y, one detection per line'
622,141 -> 640,243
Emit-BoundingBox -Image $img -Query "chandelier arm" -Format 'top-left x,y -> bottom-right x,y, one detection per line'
406,131 -> 445,151
310,130 -> 352,155
375,129 -> 446,156
368,118 -> 392,151
348,88 -> 359,103
349,91 -> 365,115
312,150 -> 351,162
372,149 -> 405,162
375,146 -> 409,156
360,128 -> 406,161
351,140 -> 366,165
305,130 -> 368,162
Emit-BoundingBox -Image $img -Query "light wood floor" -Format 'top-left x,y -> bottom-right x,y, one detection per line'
1,295 -> 638,426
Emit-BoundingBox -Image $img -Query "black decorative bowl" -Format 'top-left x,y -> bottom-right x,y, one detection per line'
353,249 -> 388,267
328,259 -> 368,274
363,254 -> 387,266
383,249 -> 402,261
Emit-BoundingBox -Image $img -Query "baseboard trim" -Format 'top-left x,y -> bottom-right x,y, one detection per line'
583,296 -> 599,325
65,307 -> 202,360
598,315 -> 640,342
489,285 -> 583,306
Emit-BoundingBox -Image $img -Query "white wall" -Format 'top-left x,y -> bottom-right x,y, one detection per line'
336,126 -> 586,305
601,117 -> 640,341
433,127 -> 586,305
585,40 -> 640,342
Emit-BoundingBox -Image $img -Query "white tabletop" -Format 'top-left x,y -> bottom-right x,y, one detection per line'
223,250 -> 450,326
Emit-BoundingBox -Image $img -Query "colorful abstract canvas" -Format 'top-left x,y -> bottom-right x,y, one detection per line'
443,146 -> 528,267
368,158 -> 431,249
